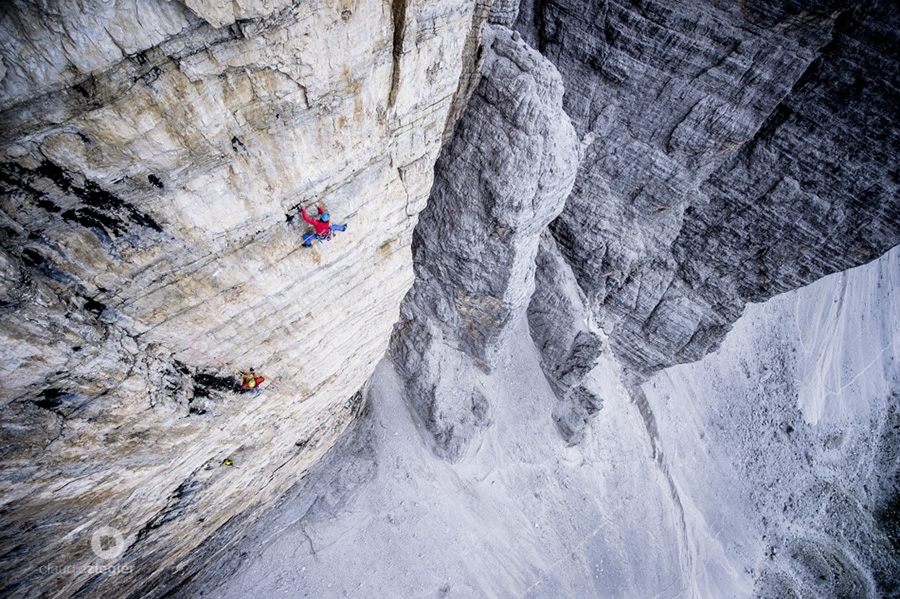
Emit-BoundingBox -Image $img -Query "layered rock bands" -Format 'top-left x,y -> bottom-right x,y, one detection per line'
517,0 -> 900,378
0,1 -> 488,597
2,0 -> 900,598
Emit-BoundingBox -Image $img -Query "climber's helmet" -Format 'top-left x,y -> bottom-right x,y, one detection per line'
320,213 -> 330,222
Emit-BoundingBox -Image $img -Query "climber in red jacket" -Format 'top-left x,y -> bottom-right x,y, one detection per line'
301,204 -> 346,247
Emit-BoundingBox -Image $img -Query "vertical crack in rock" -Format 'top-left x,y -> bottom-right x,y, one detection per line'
391,24 -> 578,461
388,0 -> 409,108
440,0 -> 494,143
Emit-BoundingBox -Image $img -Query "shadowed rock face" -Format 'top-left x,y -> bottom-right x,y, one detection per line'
391,24 -> 579,461
516,0 -> 900,378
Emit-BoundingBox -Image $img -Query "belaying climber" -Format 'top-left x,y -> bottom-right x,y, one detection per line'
300,204 -> 346,247
241,370 -> 265,389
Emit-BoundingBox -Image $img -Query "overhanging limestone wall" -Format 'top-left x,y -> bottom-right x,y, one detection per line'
0,1 -> 485,596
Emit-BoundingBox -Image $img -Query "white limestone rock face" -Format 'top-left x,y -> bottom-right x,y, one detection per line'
180,0 -> 297,28
0,1 -> 483,597
0,0 -> 199,111
390,24 -> 579,461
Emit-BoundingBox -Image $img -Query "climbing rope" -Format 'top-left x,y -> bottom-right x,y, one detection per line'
182,228 -> 311,395
181,203 -> 347,399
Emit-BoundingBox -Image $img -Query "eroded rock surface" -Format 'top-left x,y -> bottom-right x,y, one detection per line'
2,0 -> 900,597
391,24 -> 578,460
516,0 -> 900,377
527,233 -> 604,444
0,1 -> 483,597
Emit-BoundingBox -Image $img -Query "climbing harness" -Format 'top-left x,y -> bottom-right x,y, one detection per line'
303,231 -> 333,247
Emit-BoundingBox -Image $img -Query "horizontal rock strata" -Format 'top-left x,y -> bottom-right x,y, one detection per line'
0,1 -> 483,597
